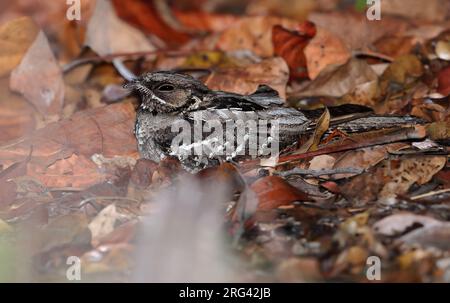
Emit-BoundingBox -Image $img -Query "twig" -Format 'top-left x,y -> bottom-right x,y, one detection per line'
112,58 -> 137,81
353,50 -> 394,62
410,188 -> 450,201
62,49 -> 213,73
276,167 -> 364,178
78,196 -> 141,208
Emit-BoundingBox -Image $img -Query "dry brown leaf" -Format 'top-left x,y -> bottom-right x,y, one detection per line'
0,157 -> 28,209
304,26 -> 350,80
27,153 -> 107,188
173,9 -> 239,32
380,55 -> 424,94
340,155 -> 446,205
0,101 -> 138,170
309,12 -> 410,50
85,0 -> 155,56
379,156 -> 446,201
0,77 -> 36,144
382,0 -> 449,22
9,31 -> 64,116
437,66 -> 450,96
0,17 -> 39,77
205,57 -> 289,98
216,16 -> 299,57
292,58 -> 378,98
426,121 -> 450,141
333,143 -> 408,179
250,176 -> 309,210
296,107 -> 330,153
246,0 -> 319,21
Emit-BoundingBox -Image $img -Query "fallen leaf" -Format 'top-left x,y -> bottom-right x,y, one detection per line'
291,58 -> 378,98
437,66 -> 450,96
373,213 -> 443,236
111,0 -> 190,46
196,162 -> 245,195
426,121 -> 450,141
0,101 -> 138,170
272,22 -> 316,79
380,55 -> 423,95
27,153 -> 107,188
303,26 -> 351,80
130,159 -> 158,188
9,30 -> 64,116
173,10 -> 239,32
379,156 -> 446,201
85,0 -> 156,56
341,155 -> 446,204
0,17 -> 39,77
435,41 -> 450,61
250,176 -> 309,210
309,12 -> 410,50
398,223 -> 450,251
374,36 -> 417,59
89,204 -> 121,247
0,158 -> 28,209
205,57 -> 289,98
216,16 -> 299,57
0,77 -> 36,144
341,79 -> 379,108
332,143 -> 408,179
246,0 -> 320,21
296,107 -> 330,153
308,155 -> 335,171
382,0 -> 449,22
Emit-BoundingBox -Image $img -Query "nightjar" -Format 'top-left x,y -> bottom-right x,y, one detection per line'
125,71 -> 422,171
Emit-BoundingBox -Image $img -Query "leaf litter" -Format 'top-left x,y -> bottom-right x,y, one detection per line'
0,0 -> 449,282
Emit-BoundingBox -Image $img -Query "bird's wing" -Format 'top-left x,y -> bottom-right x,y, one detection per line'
186,84 -> 286,113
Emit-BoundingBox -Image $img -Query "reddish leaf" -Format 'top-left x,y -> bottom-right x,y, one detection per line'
173,10 -> 239,32
130,159 -> 158,188
196,162 -> 245,194
250,176 -> 309,210
111,0 -> 190,47
272,22 -> 316,79
437,65 -> 450,96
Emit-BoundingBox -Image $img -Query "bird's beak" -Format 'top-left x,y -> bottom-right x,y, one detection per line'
123,79 -> 140,90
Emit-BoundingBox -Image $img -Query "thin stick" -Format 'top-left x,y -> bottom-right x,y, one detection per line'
276,167 -> 364,178
410,188 -> 450,201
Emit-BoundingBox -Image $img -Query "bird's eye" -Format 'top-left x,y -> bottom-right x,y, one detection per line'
157,84 -> 175,92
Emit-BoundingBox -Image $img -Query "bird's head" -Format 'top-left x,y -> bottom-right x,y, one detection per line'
124,71 -> 209,113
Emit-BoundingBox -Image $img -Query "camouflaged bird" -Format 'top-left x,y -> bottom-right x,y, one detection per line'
125,71 -> 422,171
